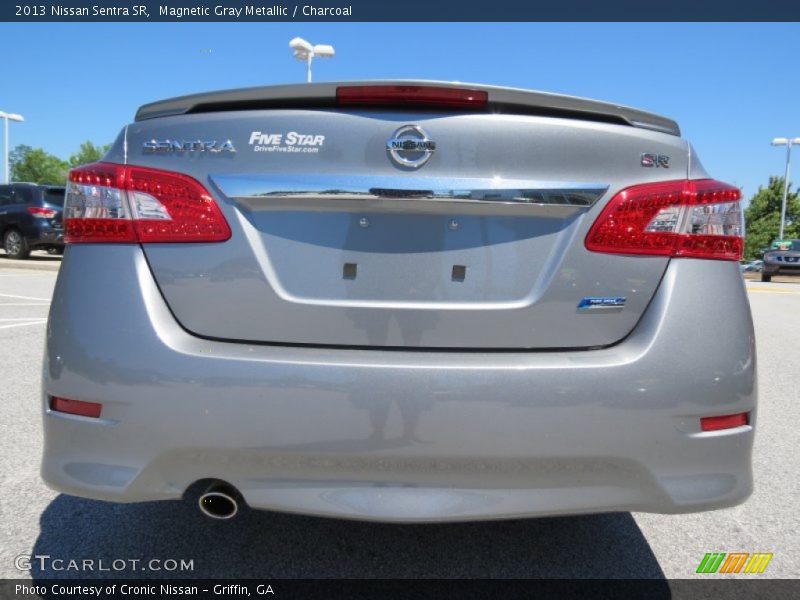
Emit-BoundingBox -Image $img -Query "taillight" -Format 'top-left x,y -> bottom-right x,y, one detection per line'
585,179 -> 743,260
64,162 -> 231,244
336,85 -> 488,109
27,206 -> 57,219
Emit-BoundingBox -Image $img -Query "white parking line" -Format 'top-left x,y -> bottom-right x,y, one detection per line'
0,320 -> 47,330
0,304 -> 50,308
747,288 -> 800,295
0,318 -> 50,321
0,293 -> 51,301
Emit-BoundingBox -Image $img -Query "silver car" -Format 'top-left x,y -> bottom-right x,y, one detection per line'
42,81 -> 756,522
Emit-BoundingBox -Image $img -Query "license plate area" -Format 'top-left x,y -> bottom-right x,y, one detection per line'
249,211 -> 574,306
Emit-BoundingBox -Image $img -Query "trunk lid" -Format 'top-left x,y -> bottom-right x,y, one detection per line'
128,90 -> 687,349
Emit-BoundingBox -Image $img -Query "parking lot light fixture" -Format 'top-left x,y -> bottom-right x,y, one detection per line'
0,111 -> 24,184
771,137 -> 800,240
289,37 -> 335,83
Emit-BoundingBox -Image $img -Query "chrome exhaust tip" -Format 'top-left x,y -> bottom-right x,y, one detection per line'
198,482 -> 241,520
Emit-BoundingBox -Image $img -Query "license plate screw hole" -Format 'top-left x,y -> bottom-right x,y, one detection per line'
343,263 -> 358,280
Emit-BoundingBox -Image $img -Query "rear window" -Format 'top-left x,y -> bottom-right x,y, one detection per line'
13,187 -> 34,204
44,189 -> 65,206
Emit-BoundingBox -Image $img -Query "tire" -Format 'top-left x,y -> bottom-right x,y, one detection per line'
47,246 -> 64,256
3,229 -> 30,260
761,273 -> 772,283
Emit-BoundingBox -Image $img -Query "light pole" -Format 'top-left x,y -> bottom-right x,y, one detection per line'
771,137 -> 800,240
289,37 -> 335,83
0,111 -> 24,184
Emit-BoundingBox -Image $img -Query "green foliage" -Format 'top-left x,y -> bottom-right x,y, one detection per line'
68,141 -> 111,168
744,176 -> 800,260
9,145 -> 69,186
9,140 -> 111,186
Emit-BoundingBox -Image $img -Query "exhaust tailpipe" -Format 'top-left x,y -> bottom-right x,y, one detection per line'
198,482 -> 242,520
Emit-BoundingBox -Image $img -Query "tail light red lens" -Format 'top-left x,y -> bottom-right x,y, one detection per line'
585,179 -> 743,260
50,396 -> 103,418
27,207 -> 57,219
64,162 -> 231,244
700,412 -> 749,432
337,85 -> 488,109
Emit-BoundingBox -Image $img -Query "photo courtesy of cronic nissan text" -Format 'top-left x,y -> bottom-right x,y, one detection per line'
0,2 -> 798,599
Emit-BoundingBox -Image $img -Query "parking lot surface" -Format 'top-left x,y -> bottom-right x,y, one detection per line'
0,265 -> 797,579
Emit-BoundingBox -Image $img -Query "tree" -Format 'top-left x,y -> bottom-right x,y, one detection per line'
9,145 -> 69,186
68,141 -> 111,167
743,176 -> 800,260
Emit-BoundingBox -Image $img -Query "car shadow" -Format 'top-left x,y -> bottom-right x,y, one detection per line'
29,494 -> 668,580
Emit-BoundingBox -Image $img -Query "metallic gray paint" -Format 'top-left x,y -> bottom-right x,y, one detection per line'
42,93 -> 755,522
42,246 -> 754,522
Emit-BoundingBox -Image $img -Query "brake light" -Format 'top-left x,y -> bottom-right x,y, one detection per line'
49,396 -> 103,418
64,162 -> 231,244
27,206 -> 57,219
337,85 -> 488,109
585,179 -> 743,260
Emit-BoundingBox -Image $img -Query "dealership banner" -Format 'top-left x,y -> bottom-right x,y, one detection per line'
2,579 -> 800,599
2,0 -> 799,21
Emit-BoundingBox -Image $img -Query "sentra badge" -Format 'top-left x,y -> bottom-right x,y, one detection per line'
143,140 -> 236,153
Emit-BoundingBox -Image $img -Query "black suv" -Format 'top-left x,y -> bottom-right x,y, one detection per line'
0,183 -> 65,259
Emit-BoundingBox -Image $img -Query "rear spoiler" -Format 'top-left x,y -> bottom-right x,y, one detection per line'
135,80 -> 680,136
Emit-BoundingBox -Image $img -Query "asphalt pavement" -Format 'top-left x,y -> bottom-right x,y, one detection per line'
0,265 -> 797,579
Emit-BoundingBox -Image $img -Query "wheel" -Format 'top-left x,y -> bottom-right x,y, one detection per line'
3,229 -> 30,259
47,246 -> 64,255
761,273 -> 772,283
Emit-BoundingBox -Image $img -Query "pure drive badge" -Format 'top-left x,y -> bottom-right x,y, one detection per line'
143,140 -> 236,153
577,297 -> 627,310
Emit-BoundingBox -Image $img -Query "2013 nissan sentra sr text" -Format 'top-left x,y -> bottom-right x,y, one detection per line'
41,81 -> 756,522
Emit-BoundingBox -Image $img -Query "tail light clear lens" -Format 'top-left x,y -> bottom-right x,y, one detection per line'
27,207 -> 57,219
585,179 -> 743,260
65,162 -> 231,244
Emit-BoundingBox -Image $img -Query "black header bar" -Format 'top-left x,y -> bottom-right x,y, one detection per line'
3,1 -> 799,22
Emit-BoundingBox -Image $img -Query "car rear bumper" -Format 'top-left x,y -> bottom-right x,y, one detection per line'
28,226 -> 64,247
41,246 -> 756,522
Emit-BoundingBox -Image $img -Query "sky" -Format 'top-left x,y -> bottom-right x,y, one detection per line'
1,22 -> 798,201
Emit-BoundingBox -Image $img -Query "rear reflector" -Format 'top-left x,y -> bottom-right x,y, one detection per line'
50,396 -> 103,418
65,162 -> 231,244
27,207 -> 57,219
337,85 -> 488,109
585,179 -> 743,260
700,412 -> 748,432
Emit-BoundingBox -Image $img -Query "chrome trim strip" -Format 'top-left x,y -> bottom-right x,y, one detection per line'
211,174 -> 608,217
